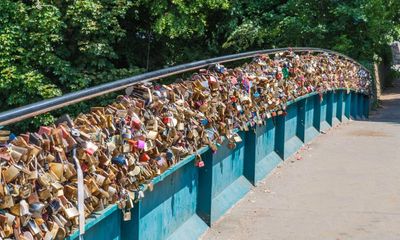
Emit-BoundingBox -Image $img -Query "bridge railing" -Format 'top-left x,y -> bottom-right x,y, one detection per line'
0,47 -> 369,126
0,48 -> 370,240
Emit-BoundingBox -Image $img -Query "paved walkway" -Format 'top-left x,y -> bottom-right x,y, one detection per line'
202,82 -> 400,240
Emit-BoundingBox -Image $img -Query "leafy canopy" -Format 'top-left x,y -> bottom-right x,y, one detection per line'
0,0 -> 399,131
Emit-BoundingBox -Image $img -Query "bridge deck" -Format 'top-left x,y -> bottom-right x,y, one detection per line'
202,82 -> 400,240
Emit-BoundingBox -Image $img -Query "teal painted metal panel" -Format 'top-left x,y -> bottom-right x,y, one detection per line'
81,209 -> 122,240
350,92 -> 359,119
344,91 -> 351,120
166,214 -> 209,240
281,102 -> 304,159
197,149 -> 213,225
331,91 -> 340,126
68,205 -> 121,240
320,93 -> 331,130
297,99 -> 306,142
336,91 -> 344,122
244,118 -> 282,184
275,115 -> 285,159
363,96 -> 370,118
211,134 -> 246,198
357,94 -> 365,119
123,155 -> 206,240
304,95 -> 320,143
197,132 -> 252,225
320,94 -> 327,124
326,92 -> 334,126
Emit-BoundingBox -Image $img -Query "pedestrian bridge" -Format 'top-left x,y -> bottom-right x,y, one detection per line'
0,48 -> 382,240
204,81 -> 400,240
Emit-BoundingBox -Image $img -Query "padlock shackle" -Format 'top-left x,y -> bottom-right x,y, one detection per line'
0,47 -> 370,126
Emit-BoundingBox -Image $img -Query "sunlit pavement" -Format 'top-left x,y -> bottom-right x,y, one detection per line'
202,82 -> 400,240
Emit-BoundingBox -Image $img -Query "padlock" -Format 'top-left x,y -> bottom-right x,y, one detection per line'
139,153 -> 150,162
123,209 -> 131,221
0,50 -> 372,239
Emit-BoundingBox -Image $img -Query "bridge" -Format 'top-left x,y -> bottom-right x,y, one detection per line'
203,81 -> 400,240
0,48 -> 393,240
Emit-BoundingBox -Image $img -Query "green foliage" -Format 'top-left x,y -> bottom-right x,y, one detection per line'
0,1 -> 64,109
220,0 -> 400,61
0,0 -> 399,132
137,0 -> 229,39
0,0 -> 142,132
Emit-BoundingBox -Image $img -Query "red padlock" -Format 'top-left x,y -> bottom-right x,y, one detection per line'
276,72 -> 283,80
139,153 -> 150,162
81,163 -> 89,173
162,117 -> 171,124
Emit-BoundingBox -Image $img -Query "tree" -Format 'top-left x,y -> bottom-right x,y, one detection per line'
0,0 -> 399,132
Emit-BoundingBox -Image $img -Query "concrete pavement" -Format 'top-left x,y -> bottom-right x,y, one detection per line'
201,82 -> 400,240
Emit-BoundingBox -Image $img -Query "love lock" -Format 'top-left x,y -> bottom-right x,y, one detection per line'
0,50 -> 371,238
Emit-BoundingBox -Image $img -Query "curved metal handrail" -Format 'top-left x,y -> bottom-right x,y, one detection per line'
0,47 -> 370,126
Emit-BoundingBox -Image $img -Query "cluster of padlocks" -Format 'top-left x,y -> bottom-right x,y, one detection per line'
0,51 -> 371,239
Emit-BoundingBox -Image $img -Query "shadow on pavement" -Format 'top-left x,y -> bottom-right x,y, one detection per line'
367,80 -> 400,124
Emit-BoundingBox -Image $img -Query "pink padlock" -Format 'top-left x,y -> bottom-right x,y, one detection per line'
38,126 -> 52,136
131,118 -> 141,129
59,126 -> 70,139
137,140 -> 146,149
197,161 -> 205,168
230,77 -> 238,85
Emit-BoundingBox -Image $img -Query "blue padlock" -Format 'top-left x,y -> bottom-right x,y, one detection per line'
112,155 -> 127,166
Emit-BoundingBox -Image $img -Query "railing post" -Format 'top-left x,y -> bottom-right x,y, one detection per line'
344,91 -> 351,120
297,99 -> 306,142
121,202 -> 140,240
331,91 -> 340,125
337,90 -> 344,122
320,93 -> 331,131
357,93 -> 365,119
350,91 -> 358,119
275,115 -> 285,159
363,95 -> 370,118
275,101 -> 305,159
197,149 -> 213,225
326,91 -> 334,126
